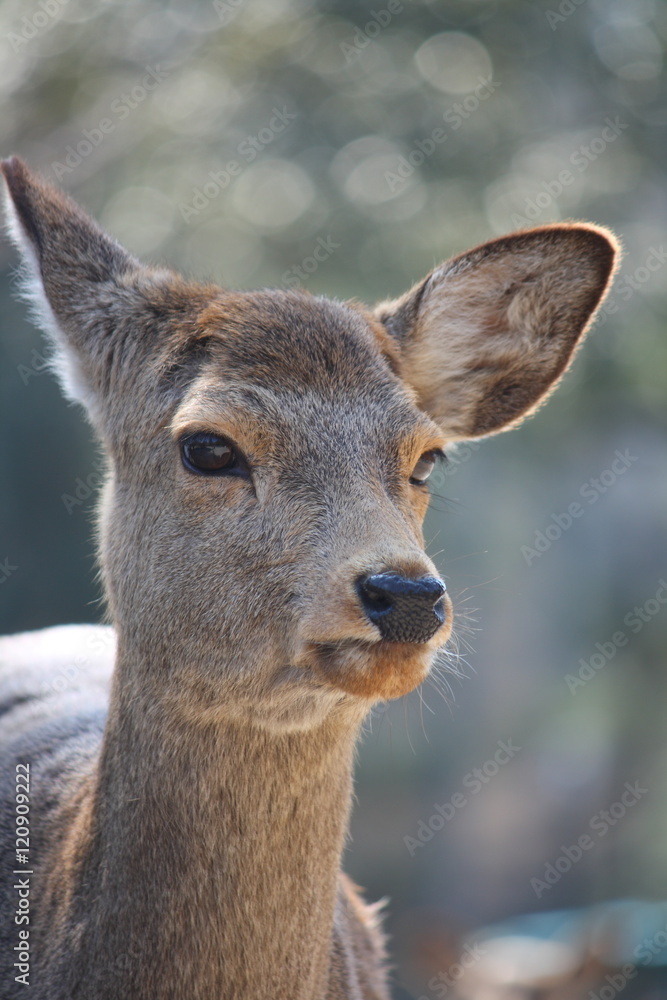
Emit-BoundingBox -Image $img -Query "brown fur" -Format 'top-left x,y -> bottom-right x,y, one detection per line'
0,157 -> 618,999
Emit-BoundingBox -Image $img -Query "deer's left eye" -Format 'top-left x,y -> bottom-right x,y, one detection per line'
410,451 -> 439,486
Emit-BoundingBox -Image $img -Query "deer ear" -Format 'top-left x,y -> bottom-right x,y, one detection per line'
375,225 -> 619,439
1,157 -> 192,428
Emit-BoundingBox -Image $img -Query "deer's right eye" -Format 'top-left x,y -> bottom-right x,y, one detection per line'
180,433 -> 248,477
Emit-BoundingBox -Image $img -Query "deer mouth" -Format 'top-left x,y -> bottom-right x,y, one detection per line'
296,630 -> 450,701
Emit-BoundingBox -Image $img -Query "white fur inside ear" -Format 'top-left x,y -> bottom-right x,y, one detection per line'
2,187 -> 101,422
379,226 -> 617,438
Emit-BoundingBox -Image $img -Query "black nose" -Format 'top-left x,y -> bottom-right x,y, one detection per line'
356,573 -> 446,644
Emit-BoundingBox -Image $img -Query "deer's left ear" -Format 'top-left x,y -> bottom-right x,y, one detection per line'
375,225 -> 619,439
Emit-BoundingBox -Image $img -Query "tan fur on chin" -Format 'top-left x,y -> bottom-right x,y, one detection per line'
296,593 -> 453,701
302,640 -> 437,700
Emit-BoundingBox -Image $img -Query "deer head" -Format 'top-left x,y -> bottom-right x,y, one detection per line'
1,157 -> 617,731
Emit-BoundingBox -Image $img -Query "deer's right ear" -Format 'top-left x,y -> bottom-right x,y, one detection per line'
1,157 -> 191,427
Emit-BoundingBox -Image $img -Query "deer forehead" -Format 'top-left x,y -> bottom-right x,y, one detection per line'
168,290 -> 444,461
188,289 -> 399,389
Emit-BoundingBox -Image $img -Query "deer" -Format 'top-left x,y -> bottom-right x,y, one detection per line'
0,156 -> 618,1000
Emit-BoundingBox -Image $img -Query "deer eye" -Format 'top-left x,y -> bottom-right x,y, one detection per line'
181,433 -> 246,476
410,450 -> 439,486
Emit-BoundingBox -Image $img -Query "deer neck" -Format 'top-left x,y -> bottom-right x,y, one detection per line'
53,645 -> 363,1000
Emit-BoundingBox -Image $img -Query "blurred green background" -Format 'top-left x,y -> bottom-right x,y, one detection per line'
1,0 -> 666,995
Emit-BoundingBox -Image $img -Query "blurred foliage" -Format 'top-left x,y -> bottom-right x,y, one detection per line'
1,0 -> 666,996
